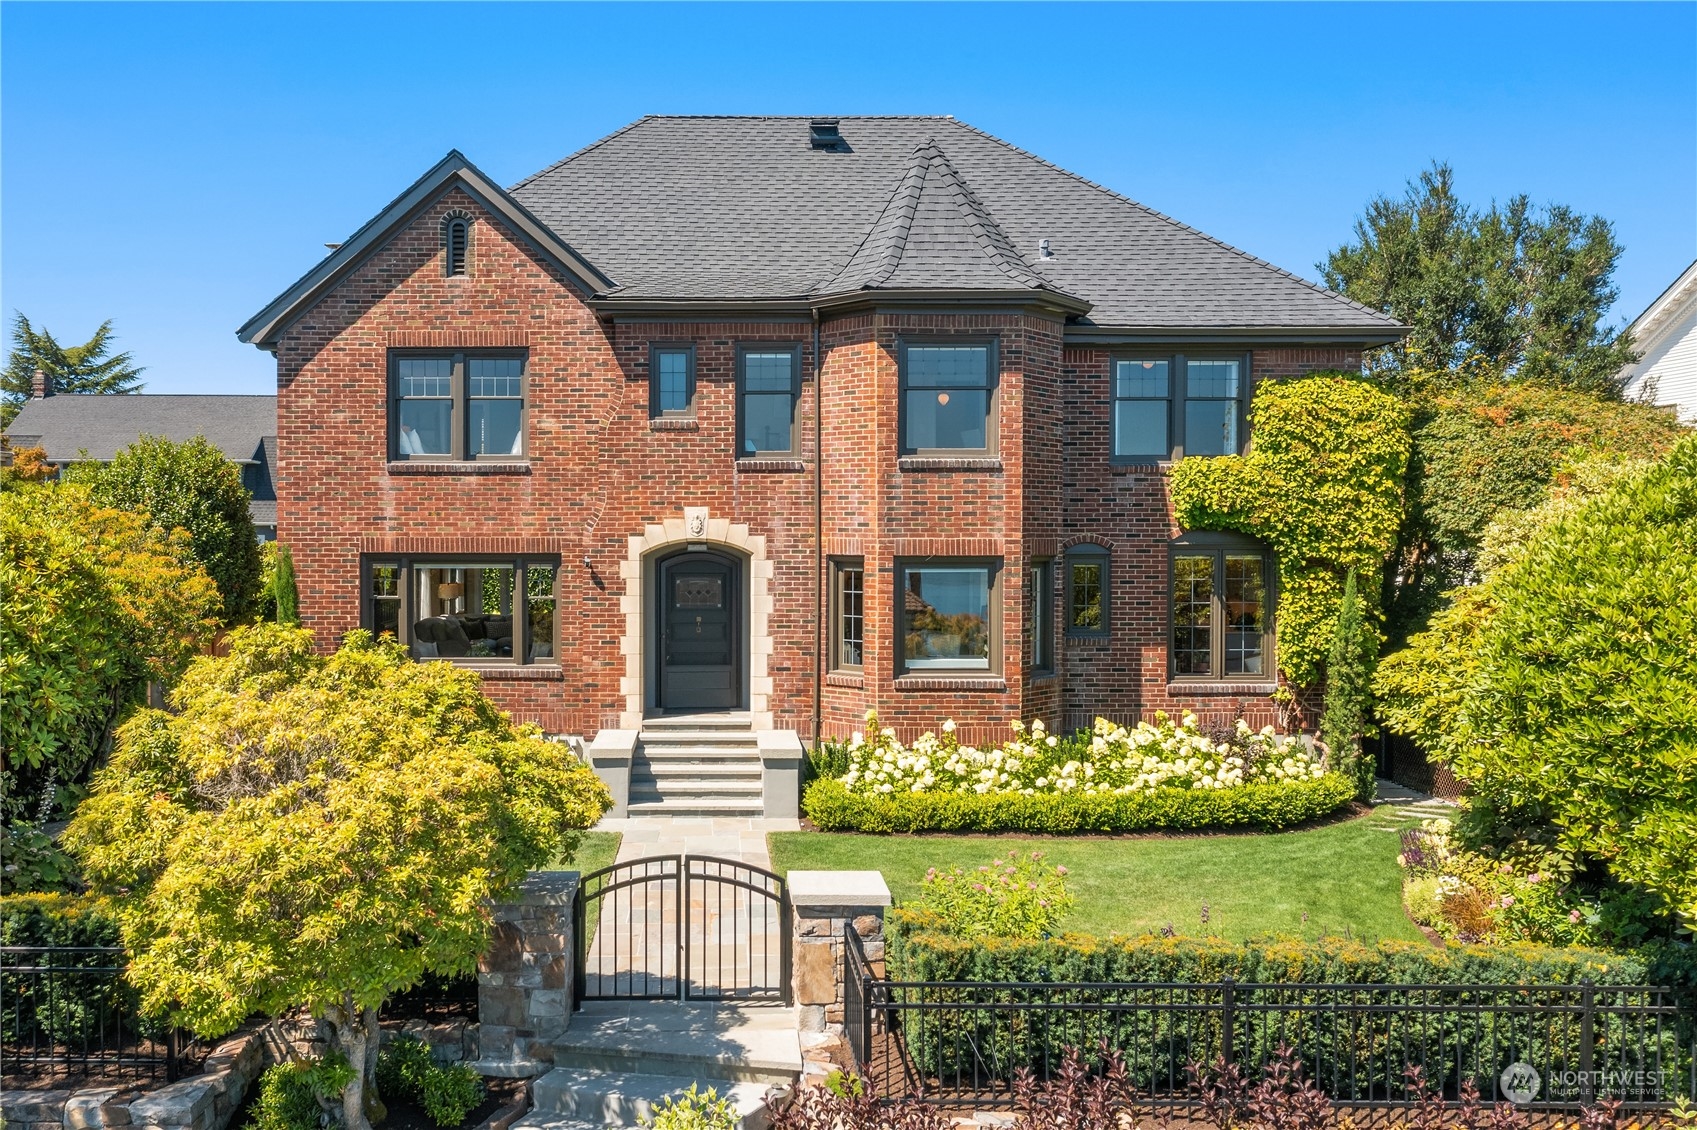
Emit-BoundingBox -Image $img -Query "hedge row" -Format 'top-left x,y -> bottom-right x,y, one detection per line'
884,914 -> 1697,1092
801,772 -> 1355,834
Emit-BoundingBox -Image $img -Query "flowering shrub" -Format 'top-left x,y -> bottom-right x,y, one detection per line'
1398,818 -> 1599,946
838,711 -> 1324,799
910,851 -> 1073,938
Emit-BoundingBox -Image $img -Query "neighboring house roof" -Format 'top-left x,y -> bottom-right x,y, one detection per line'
510,116 -> 1402,335
4,392 -> 279,527
239,117 -> 1404,345
1620,260 -> 1697,421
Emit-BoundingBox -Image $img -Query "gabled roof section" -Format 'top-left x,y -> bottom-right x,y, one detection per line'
237,151 -> 612,348
819,140 -> 1067,299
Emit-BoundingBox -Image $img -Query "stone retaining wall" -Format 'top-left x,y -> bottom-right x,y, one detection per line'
2,1021 -> 273,1130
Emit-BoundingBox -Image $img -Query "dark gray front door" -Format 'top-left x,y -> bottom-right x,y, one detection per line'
658,553 -> 741,712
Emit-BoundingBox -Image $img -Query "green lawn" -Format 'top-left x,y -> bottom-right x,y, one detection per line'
541,830 -> 622,876
768,807 -> 1426,943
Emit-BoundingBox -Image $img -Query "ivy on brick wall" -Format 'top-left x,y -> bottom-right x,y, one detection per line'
1169,373 -> 1410,687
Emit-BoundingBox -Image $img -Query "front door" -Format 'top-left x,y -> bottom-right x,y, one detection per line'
658,553 -> 741,712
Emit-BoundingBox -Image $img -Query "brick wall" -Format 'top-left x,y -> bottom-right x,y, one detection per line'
271,181 -> 1363,744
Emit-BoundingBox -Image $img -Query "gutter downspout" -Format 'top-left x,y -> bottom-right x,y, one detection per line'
812,309 -> 824,749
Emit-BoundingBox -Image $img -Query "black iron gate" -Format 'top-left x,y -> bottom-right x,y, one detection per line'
572,854 -> 791,1005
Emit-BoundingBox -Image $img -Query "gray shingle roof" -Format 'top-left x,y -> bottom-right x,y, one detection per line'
510,116 -> 1398,332
7,391 -> 274,461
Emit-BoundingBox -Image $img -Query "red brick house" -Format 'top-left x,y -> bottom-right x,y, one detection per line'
238,116 -> 1402,815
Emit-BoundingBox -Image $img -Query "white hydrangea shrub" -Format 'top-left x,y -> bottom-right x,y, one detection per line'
838,710 -> 1325,798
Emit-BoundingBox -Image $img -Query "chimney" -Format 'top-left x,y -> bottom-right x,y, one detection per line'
30,369 -> 51,398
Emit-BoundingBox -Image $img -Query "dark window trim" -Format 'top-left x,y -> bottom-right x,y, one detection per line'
649,342 -> 697,419
388,348 -> 529,463
1064,545 -> 1110,638
1166,531 -> 1275,682
1028,557 -> 1054,674
736,342 -> 804,458
897,336 -> 1000,457
1108,350 -> 1252,464
360,554 -> 561,667
829,557 -> 865,673
894,557 -> 1002,677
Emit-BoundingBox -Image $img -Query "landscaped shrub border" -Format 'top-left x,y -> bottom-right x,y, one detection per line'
802,772 -> 1354,834
880,915 -> 1697,1096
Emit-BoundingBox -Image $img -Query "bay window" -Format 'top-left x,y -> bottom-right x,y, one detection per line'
897,561 -> 997,673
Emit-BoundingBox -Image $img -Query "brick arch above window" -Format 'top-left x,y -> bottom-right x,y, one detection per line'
1060,534 -> 1117,552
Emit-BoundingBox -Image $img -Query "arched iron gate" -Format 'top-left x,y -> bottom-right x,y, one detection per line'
572,855 -> 791,1005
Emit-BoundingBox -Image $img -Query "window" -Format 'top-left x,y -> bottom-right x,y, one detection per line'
1028,559 -> 1053,672
738,345 -> 801,456
444,216 -> 469,276
1113,360 -> 1170,460
1170,537 -> 1271,679
391,351 -> 526,460
901,341 -> 995,453
651,345 -> 695,417
1185,359 -> 1241,457
1110,354 -> 1247,462
831,560 -> 865,672
361,556 -> 559,665
1066,548 -> 1108,637
897,561 -> 996,673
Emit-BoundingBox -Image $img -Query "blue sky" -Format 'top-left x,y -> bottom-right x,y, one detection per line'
3,2 -> 1693,395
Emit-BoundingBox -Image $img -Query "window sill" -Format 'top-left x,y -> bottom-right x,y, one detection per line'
650,417 -> 699,432
1028,671 -> 1059,685
894,675 -> 1007,691
825,671 -> 865,689
1166,681 -> 1277,696
1111,462 -> 1170,475
898,456 -> 1002,472
388,460 -> 531,475
449,663 -> 564,681
735,458 -> 807,473
1065,633 -> 1111,645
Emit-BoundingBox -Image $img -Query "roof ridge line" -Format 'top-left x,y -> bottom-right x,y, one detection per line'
867,144 -> 934,288
509,116 -> 656,193
940,118 -> 1397,324
814,143 -> 931,294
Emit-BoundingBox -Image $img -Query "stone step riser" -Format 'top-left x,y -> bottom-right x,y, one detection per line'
627,804 -> 765,818
638,742 -> 762,755
548,1051 -> 795,1087
529,1071 -> 776,1128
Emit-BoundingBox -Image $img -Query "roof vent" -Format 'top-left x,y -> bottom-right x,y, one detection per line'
1038,239 -> 1054,260
809,119 -> 842,150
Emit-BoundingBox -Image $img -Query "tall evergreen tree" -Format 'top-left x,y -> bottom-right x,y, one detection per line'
1321,163 -> 1636,397
2,314 -> 146,426
1321,570 -> 1377,801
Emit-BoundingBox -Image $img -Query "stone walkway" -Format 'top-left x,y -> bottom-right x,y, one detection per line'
1374,777 -> 1457,825
595,815 -> 800,869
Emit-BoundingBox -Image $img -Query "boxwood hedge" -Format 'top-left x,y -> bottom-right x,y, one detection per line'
801,772 -> 1355,834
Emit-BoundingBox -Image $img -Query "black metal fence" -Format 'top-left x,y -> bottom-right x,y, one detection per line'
843,926 -> 1697,1111
1,946 -> 200,1086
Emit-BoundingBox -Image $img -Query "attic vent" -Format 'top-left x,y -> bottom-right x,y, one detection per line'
442,213 -> 471,277
809,119 -> 842,150
1038,239 -> 1054,260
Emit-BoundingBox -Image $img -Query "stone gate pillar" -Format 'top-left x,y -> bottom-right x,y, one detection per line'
475,870 -> 578,1077
787,871 -> 891,1034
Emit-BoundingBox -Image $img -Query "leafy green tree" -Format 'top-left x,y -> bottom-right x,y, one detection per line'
72,436 -> 263,624
2,314 -> 145,427
1320,570 -> 1376,800
1386,384 -> 1688,640
1378,442 -> 1697,934
65,625 -> 612,1130
0,482 -> 220,821
1321,163 -> 1636,396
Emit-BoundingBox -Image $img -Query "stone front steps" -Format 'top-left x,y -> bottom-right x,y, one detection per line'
629,716 -> 764,817
513,1002 -> 799,1130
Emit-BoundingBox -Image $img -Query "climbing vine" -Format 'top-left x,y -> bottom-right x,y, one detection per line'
1169,372 -> 1410,687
